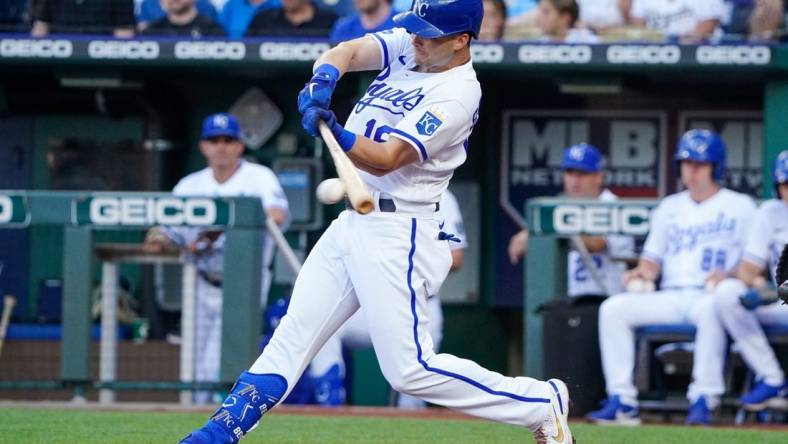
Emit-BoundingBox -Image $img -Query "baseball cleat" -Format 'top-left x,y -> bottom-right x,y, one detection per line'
585,395 -> 641,426
685,397 -> 711,426
740,380 -> 788,411
532,379 -> 575,444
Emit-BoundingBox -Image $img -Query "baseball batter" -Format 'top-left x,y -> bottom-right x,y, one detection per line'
587,129 -> 756,425
180,1 -> 573,443
308,189 -> 467,408
145,113 -> 290,404
685,150 -> 788,423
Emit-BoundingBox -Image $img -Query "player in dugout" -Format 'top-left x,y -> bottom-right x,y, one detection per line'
179,1 -> 574,443
586,129 -> 756,425
683,150 -> 788,425
508,143 -> 634,299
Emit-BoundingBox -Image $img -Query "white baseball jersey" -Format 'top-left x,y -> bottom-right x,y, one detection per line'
165,159 -> 290,292
577,0 -> 626,29
344,28 -> 481,205
567,189 -> 634,297
250,29 -> 562,432
742,199 -> 788,285
641,188 -> 755,289
631,0 -> 725,36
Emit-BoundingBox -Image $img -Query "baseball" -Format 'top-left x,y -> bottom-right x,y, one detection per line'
316,178 -> 346,204
626,278 -> 655,294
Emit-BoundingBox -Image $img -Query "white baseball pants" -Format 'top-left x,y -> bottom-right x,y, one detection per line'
249,210 -> 552,430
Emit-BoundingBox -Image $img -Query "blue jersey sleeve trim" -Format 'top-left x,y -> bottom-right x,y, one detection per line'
405,218 -> 550,405
370,32 -> 390,70
389,128 -> 428,161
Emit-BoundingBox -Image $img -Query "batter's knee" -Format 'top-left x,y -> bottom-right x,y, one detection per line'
714,278 -> 747,310
380,363 -> 424,395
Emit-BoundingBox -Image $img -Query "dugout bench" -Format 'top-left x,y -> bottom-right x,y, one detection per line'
0,191 -> 266,401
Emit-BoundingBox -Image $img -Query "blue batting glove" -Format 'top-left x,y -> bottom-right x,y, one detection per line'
739,288 -> 767,310
297,64 -> 339,115
301,107 -> 356,152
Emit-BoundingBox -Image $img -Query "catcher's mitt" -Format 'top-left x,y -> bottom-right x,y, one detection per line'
778,243 -> 788,304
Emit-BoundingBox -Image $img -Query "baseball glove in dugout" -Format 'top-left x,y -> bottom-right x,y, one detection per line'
778,243 -> 788,304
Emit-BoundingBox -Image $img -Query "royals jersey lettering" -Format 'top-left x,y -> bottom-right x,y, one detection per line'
344,28 -> 481,205
641,188 -> 755,289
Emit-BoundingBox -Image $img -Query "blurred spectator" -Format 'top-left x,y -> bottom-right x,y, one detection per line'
219,0 -> 282,38
137,0 -> 219,31
749,0 -> 784,40
329,0 -> 396,42
537,0 -> 599,42
0,0 -> 30,32
506,0 -> 539,26
32,0 -> 135,37
245,0 -> 337,37
576,0 -> 630,32
142,0 -> 225,36
479,0 -> 507,41
629,0 -> 726,42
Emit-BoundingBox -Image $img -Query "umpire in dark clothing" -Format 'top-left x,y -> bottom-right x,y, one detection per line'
245,0 -> 337,37
143,0 -> 225,37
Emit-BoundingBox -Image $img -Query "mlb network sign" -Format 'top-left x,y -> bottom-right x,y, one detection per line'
74,196 -> 229,226
529,199 -> 657,236
0,194 -> 28,225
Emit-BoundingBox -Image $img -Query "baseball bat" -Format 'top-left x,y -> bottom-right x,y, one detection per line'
318,121 -> 374,214
0,295 -> 16,360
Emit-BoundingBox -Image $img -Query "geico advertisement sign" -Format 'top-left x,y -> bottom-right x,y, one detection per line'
0,39 -> 72,58
470,44 -> 504,63
87,197 -> 217,225
553,205 -> 651,235
259,42 -> 329,61
175,41 -> 246,60
607,45 -> 681,64
88,41 -> 160,59
518,45 -> 592,64
696,46 -> 771,65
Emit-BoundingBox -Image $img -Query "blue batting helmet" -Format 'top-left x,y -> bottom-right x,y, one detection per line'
560,143 -> 604,173
201,113 -> 241,140
393,0 -> 484,39
674,129 -> 726,181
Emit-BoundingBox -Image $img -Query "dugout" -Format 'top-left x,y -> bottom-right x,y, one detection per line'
0,37 -> 787,403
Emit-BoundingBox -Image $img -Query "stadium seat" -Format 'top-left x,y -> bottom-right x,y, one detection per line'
634,325 -> 697,415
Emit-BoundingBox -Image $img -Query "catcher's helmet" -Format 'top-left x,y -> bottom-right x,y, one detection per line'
674,129 -> 726,182
560,143 -> 604,173
393,0 -> 484,39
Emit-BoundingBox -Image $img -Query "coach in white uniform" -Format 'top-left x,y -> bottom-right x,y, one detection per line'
308,189 -> 467,409
587,129 -> 756,425
179,1 -> 574,442
508,143 -> 634,298
145,113 -> 289,404
685,150 -> 788,424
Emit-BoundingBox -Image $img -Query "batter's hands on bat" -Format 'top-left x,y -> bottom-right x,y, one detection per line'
301,106 -> 337,137
298,64 -> 339,115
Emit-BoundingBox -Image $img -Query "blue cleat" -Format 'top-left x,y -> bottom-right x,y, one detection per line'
178,372 -> 288,443
685,397 -> 711,426
313,364 -> 347,407
586,395 -> 641,426
741,380 -> 787,411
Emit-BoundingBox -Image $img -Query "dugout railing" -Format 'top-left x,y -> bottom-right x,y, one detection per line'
0,191 -> 266,401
